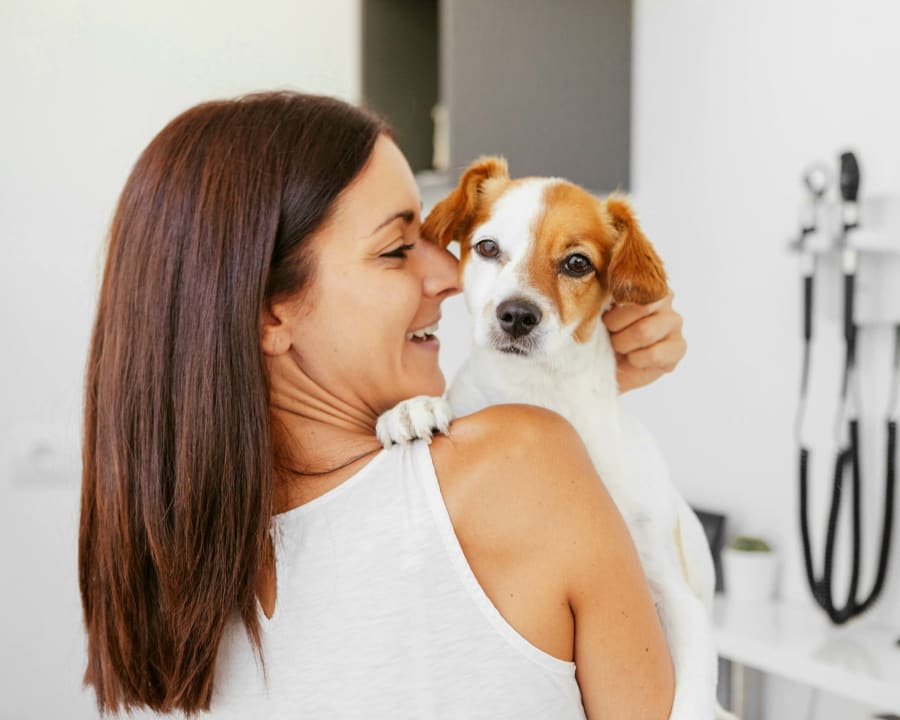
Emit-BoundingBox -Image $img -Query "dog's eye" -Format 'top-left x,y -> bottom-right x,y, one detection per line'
562,254 -> 594,277
474,239 -> 500,259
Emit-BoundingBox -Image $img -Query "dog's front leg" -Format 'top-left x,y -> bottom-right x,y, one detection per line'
652,579 -> 720,720
375,395 -> 454,449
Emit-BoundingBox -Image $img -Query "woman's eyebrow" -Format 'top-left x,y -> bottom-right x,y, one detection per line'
368,203 -> 423,237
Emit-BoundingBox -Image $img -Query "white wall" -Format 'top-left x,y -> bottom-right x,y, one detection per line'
0,2 -> 360,718
629,1 -> 900,717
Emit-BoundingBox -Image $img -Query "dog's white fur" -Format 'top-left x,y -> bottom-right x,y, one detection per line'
376,167 -> 736,720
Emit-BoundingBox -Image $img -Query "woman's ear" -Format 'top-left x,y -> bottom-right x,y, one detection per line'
423,156 -> 509,249
260,303 -> 291,357
604,195 -> 668,305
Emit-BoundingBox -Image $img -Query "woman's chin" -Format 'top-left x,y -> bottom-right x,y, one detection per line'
424,370 -> 446,397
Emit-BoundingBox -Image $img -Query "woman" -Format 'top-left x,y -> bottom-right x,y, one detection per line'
80,91 -> 684,718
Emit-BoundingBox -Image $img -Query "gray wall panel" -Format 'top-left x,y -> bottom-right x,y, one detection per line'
442,0 -> 631,192
363,0 -> 439,172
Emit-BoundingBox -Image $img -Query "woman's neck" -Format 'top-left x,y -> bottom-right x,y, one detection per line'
267,351 -> 385,513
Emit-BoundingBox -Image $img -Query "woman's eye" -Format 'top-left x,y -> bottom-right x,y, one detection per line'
562,253 -> 594,277
381,243 -> 415,259
475,239 -> 500,259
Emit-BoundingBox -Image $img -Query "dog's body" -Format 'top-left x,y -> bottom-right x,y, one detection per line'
377,159 -> 734,720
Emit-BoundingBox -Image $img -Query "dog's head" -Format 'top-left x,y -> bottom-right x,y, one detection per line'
423,156 -> 668,358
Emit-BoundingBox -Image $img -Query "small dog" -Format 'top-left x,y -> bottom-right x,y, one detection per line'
377,157 -> 735,720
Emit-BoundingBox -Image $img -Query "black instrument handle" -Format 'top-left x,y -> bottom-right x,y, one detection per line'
804,275 -> 814,342
840,152 -> 860,203
844,272 -> 856,365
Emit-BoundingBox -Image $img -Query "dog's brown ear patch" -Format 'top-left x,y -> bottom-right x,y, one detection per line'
423,156 -> 509,249
605,195 -> 668,305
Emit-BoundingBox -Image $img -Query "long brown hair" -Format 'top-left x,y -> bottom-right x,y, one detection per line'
79,92 -> 387,714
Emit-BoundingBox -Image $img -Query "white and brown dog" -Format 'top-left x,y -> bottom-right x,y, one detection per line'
377,157 -> 735,720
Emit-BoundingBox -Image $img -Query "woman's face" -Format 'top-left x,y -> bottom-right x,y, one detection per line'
275,135 -> 460,416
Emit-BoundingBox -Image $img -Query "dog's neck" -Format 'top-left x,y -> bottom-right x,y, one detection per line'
451,322 -> 626,483
457,320 -> 621,429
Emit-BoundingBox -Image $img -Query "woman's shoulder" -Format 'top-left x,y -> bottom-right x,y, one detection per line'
431,403 -> 596,495
428,403 -> 619,567
433,403 -> 583,469
443,402 -> 577,448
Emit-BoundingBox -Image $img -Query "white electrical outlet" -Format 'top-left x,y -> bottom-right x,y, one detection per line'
3,422 -> 81,487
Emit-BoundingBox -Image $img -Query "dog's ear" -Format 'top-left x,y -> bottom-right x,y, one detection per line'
423,156 -> 509,249
604,195 -> 668,305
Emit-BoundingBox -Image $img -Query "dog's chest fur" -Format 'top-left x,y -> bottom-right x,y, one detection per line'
448,323 -> 636,506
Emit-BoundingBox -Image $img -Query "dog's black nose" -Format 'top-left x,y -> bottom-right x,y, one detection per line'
496,299 -> 542,338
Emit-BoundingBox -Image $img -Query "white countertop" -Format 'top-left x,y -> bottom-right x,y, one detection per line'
713,595 -> 900,712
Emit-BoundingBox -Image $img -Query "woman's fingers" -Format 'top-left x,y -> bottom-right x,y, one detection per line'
608,311 -> 682,356
622,334 -> 687,373
605,292 -> 682,355
602,291 -> 673,334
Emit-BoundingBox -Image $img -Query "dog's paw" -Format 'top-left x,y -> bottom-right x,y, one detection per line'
375,396 -> 454,450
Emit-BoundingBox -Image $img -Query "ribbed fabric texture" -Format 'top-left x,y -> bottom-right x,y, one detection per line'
210,440 -> 586,719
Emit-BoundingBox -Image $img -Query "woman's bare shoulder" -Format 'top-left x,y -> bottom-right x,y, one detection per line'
428,403 -> 617,561
431,403 -> 584,472
430,403 -> 585,488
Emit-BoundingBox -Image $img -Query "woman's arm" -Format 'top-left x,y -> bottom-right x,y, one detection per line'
556,422 -> 675,718
431,405 -> 674,719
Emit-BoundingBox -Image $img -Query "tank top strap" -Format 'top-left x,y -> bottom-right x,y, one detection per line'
406,440 -> 578,675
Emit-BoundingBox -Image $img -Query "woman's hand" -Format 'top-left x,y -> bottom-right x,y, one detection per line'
603,290 -> 686,394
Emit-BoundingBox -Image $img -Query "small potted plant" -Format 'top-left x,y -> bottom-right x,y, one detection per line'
722,535 -> 778,604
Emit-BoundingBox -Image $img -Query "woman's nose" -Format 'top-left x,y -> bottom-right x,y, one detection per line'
421,243 -> 462,300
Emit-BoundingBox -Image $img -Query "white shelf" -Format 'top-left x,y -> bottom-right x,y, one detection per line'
713,595 -> 900,712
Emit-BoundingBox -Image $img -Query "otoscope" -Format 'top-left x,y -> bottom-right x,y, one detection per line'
797,151 -> 896,625
794,166 -> 827,457
794,165 -> 828,417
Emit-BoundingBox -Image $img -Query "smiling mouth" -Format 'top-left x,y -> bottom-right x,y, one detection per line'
406,320 -> 440,343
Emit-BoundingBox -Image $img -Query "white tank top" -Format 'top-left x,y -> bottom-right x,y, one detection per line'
210,440 -> 586,719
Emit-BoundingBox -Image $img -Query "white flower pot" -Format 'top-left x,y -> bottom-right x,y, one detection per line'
722,547 -> 779,604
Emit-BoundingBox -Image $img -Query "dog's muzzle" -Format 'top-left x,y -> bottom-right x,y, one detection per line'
496,298 -> 542,339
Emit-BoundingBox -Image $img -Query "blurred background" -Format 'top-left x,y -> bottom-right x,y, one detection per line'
2,1 -> 899,718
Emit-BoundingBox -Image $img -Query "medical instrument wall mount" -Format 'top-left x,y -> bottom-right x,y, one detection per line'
791,151 -> 898,625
